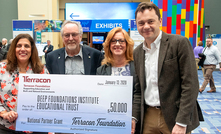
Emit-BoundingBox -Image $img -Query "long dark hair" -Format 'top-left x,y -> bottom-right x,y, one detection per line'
6,34 -> 44,73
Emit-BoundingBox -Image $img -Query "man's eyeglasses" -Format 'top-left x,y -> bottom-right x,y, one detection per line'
63,33 -> 80,38
111,39 -> 126,44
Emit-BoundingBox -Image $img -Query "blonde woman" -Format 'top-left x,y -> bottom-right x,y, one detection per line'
96,27 -> 139,134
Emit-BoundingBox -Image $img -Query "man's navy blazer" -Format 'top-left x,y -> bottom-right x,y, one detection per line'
46,46 -> 103,75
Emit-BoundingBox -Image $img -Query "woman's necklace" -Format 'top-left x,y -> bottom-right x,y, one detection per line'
19,67 -> 27,73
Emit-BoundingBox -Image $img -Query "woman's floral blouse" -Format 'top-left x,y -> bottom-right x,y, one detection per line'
0,62 -> 49,130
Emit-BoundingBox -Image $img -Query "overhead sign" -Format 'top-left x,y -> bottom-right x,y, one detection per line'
13,20 -> 33,38
130,19 -> 137,30
75,20 -> 129,32
66,3 -> 139,20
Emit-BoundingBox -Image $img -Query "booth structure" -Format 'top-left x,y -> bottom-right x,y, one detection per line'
151,0 -> 205,48
16,1 -> 205,53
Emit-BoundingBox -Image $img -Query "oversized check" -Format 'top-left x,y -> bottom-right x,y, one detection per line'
16,74 -> 132,134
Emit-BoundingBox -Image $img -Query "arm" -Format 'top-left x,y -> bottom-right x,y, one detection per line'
43,46 -> 46,52
46,53 -> 52,74
131,119 -> 136,134
0,110 -> 18,123
0,103 -> 6,117
214,48 -> 221,71
97,52 -> 103,68
175,37 -> 199,127
3,50 -> 7,60
0,66 -> 18,123
131,73 -> 141,134
47,45 -> 54,53
0,64 -> 6,114
132,74 -> 141,120
96,67 -> 102,75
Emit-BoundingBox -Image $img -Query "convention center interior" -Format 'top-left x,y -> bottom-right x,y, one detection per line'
0,0 -> 221,134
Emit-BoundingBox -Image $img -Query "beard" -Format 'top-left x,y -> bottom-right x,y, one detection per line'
66,41 -> 79,51
67,44 -> 77,50
207,43 -> 211,47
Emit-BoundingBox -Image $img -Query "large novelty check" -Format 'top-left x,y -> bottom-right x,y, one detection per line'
16,74 -> 132,134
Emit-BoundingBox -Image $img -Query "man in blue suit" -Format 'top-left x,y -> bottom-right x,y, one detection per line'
43,40 -> 54,61
46,20 -> 103,75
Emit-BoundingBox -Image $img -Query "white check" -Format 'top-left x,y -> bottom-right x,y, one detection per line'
16,74 -> 132,134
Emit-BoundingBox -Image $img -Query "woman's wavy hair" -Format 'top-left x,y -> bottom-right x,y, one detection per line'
6,34 -> 44,73
102,27 -> 134,66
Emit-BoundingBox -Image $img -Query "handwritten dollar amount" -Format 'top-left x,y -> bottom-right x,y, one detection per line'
107,102 -> 127,113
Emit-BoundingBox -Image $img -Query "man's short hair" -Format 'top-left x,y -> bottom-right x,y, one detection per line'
207,37 -> 212,40
60,20 -> 83,37
135,2 -> 161,20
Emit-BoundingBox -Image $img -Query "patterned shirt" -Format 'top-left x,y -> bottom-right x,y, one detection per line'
0,62 -> 49,130
111,64 -> 131,76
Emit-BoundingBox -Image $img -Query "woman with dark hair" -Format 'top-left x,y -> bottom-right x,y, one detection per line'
96,27 -> 140,134
0,34 -> 48,134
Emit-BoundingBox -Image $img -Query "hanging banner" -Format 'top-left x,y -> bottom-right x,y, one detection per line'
35,31 -> 41,44
34,20 -> 63,32
12,20 -> 33,38
130,19 -> 144,49
35,31 -> 45,56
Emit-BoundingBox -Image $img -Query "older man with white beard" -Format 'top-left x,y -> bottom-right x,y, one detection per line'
46,20 -> 103,75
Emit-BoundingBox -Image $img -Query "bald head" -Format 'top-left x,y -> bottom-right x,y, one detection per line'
2,38 -> 7,45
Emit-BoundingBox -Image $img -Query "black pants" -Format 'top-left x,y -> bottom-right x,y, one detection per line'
0,125 -> 47,134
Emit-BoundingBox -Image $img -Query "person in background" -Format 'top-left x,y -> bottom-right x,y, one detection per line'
96,27 -> 139,134
43,40 -> 54,61
6,39 -> 13,51
194,41 -> 205,76
46,20 -> 103,75
199,37 -> 221,93
0,42 -> 2,48
0,42 -> 7,61
82,41 -> 88,46
1,38 -> 8,51
131,2 -> 203,134
0,34 -> 48,134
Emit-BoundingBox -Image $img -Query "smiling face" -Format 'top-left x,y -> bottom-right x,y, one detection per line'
136,9 -> 162,45
110,32 -> 127,58
15,38 -> 31,64
62,23 -> 82,52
